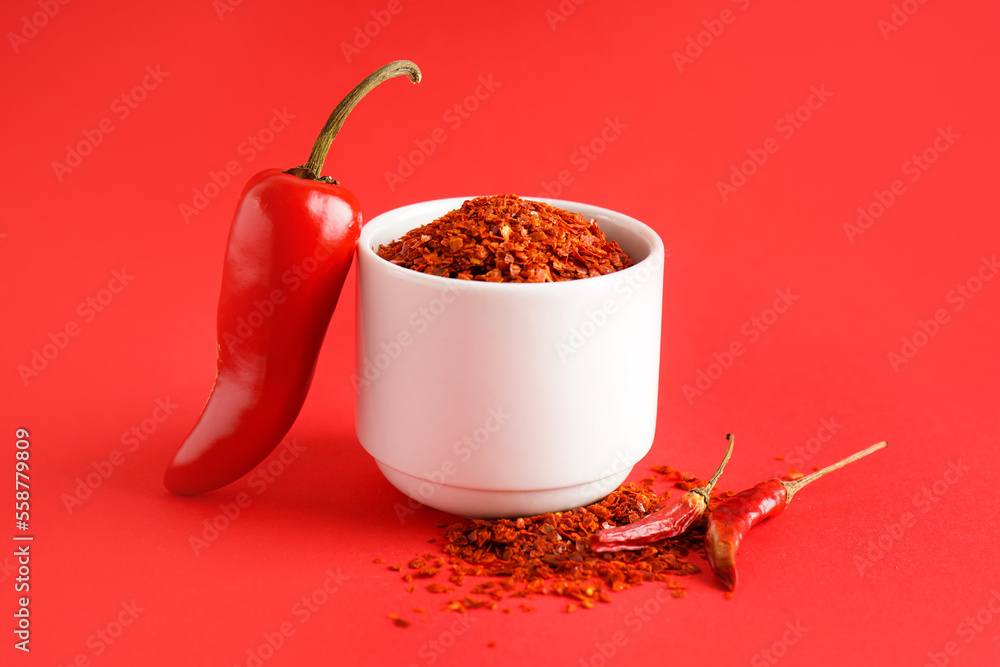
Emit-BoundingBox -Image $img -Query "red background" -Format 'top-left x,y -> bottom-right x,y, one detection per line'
3,0 -> 999,665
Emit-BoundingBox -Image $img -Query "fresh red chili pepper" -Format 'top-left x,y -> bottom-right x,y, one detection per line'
163,60 -> 422,496
704,440 -> 888,591
591,434 -> 734,552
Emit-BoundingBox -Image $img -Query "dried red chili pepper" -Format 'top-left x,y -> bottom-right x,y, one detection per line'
164,60 -> 421,495
705,440 -> 888,592
591,434 -> 735,552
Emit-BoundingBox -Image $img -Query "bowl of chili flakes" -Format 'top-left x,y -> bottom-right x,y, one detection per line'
355,195 -> 665,518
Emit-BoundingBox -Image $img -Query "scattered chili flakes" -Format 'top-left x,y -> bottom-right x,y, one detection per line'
427,583 -> 454,594
373,557 -> 385,564
380,466 -> 725,621
387,613 -> 411,628
375,194 -> 633,282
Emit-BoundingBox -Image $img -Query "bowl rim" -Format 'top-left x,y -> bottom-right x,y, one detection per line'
358,195 -> 665,291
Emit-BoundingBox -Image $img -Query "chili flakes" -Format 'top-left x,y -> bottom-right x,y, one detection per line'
382,466 -> 724,619
376,194 -> 633,282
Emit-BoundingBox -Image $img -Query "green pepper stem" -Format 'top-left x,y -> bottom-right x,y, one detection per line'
300,59 -> 421,178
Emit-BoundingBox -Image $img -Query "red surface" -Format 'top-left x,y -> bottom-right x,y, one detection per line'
2,1 -> 999,665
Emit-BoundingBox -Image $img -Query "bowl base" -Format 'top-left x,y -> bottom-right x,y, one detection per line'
375,462 -> 632,519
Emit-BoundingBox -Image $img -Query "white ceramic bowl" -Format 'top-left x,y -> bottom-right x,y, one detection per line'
355,197 -> 664,518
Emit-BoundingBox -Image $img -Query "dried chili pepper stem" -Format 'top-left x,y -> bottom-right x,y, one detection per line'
287,60 -> 422,182
705,440 -> 888,592
781,440 -> 888,503
591,434 -> 735,553
692,432 -> 735,505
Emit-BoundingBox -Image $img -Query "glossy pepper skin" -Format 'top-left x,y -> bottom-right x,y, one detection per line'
163,60 -> 421,496
163,170 -> 361,495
